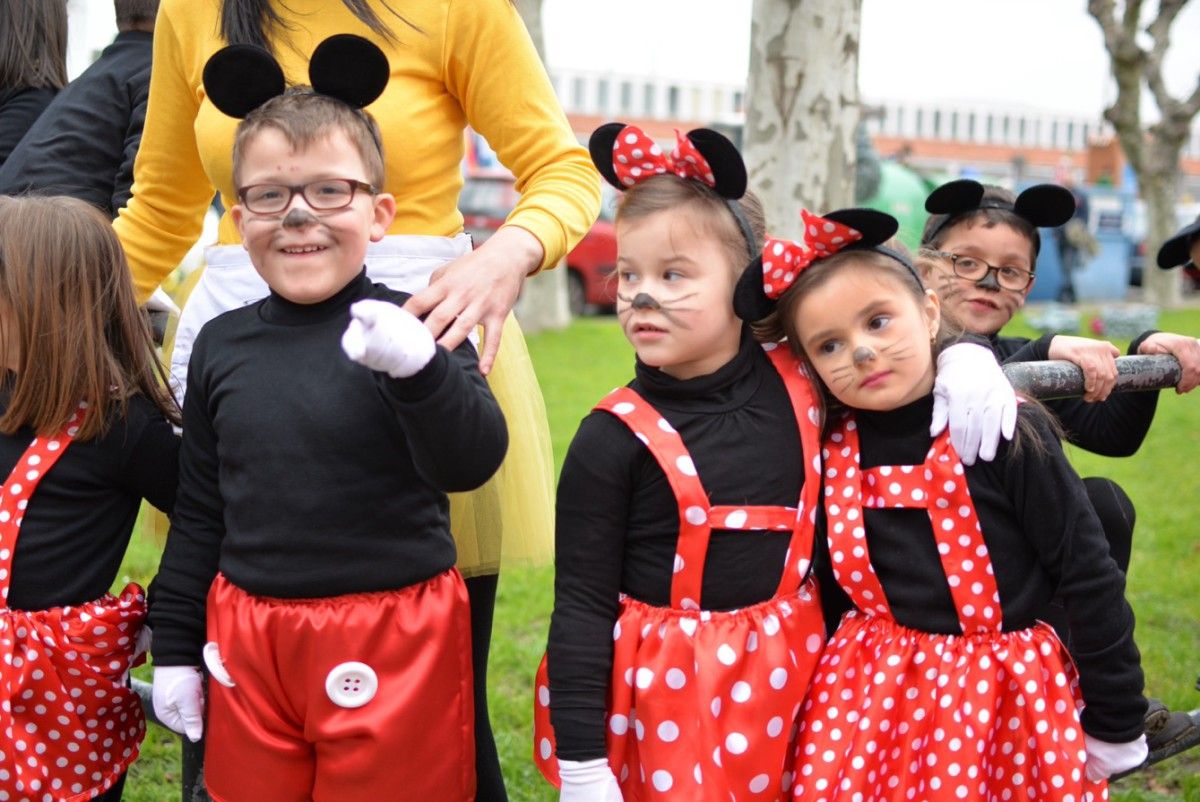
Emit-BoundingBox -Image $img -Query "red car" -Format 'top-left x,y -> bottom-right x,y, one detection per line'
459,173 -> 618,314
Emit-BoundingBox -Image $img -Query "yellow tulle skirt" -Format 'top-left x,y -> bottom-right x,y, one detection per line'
145,266 -> 556,578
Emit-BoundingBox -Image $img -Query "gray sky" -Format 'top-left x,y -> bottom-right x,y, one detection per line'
543,0 -> 1200,120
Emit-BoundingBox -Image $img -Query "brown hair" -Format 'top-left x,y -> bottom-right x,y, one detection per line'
0,0 -> 68,90
231,88 -> 386,189
0,196 -> 180,438
921,185 -> 1040,264
614,174 -> 765,275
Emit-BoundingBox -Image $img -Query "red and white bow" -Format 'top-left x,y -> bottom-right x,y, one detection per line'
611,125 -> 715,189
761,210 -> 864,298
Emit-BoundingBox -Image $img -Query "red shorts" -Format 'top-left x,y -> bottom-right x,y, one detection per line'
203,570 -> 475,802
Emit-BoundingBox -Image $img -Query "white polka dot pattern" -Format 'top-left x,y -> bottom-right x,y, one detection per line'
791,416 -> 1106,801
759,211 -> 864,300
0,403 -> 147,800
533,354 -> 827,799
610,125 -> 716,190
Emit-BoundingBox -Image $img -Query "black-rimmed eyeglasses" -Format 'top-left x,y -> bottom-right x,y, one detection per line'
237,178 -> 378,215
929,250 -> 1034,291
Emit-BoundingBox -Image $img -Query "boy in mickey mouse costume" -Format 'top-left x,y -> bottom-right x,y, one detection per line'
148,37 -> 506,802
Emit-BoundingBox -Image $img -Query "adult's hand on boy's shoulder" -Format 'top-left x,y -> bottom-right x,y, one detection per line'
1047,335 -> 1120,402
152,665 -> 205,742
1137,332 -> 1200,394
342,299 -> 437,379
403,226 -> 544,376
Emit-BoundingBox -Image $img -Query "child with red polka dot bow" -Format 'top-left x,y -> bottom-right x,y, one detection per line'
752,207 -> 1148,801
532,124 -> 1021,802
0,195 -> 181,802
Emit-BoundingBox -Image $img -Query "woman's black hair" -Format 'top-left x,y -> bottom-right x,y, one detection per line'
220,0 -> 420,48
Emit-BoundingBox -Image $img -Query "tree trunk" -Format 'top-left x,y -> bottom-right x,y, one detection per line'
511,0 -> 572,333
743,0 -> 863,239
1087,0 -> 1200,308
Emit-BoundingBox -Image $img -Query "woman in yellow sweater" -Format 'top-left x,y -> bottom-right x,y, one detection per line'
114,2 -> 600,798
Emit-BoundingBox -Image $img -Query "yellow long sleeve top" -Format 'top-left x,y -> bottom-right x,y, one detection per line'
114,0 -> 601,301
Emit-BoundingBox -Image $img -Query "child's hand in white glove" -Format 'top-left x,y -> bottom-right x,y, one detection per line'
558,757 -> 623,802
932,342 -> 1018,465
152,665 -> 205,742
341,299 -> 437,379
1084,733 -> 1148,781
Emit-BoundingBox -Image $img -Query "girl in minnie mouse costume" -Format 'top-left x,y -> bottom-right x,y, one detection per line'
532,124 -> 1019,802
147,38 -> 507,802
749,207 -> 1148,801
0,196 -> 179,802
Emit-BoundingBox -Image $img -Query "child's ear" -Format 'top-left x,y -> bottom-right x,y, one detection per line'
924,288 -> 941,339
369,192 -> 396,241
231,204 -> 246,239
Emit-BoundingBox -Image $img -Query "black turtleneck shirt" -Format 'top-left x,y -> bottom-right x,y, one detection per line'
0,389 -> 178,611
995,331 -> 1159,457
816,396 -> 1146,743
548,332 -> 808,759
148,273 -> 508,666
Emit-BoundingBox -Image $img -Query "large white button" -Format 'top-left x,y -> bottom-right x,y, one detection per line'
324,661 -> 378,708
202,642 -> 235,688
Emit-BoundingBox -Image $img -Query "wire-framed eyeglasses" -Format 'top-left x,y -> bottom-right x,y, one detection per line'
237,178 -> 378,215
930,250 -> 1034,291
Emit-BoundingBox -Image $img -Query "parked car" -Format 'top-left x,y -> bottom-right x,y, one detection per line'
459,173 -> 618,315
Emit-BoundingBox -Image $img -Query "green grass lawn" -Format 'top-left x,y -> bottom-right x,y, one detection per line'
120,307 -> 1200,801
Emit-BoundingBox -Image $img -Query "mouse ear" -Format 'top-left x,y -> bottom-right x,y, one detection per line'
685,128 -> 747,200
309,34 -> 391,108
203,44 -> 285,118
924,179 -> 985,215
822,208 -> 898,248
1014,184 -> 1076,228
588,122 -> 631,191
733,255 -> 777,322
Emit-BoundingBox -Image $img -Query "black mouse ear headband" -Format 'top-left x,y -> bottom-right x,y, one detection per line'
733,208 -> 915,322
922,179 -> 1076,252
589,122 -> 757,255
202,34 -> 390,119
1156,214 -> 1200,270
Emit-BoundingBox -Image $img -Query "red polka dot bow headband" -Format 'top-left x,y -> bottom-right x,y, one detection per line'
734,207 -> 918,322
609,126 -> 716,188
589,121 -> 757,255
760,210 -> 865,299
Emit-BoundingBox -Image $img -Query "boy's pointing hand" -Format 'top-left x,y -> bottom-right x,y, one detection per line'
342,299 -> 437,379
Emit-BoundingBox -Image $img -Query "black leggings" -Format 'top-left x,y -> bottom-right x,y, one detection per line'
465,573 -> 507,802
1042,476 -> 1135,644
94,772 -> 127,802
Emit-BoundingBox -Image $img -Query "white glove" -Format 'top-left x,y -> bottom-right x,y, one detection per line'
341,299 -> 437,379
1085,733 -> 1148,781
932,342 -> 1017,465
152,665 -> 205,742
558,757 -> 623,802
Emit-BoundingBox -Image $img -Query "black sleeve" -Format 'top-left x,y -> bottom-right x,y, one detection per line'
1005,407 -> 1146,741
1000,333 -> 1055,364
118,399 -> 180,515
812,511 -> 853,638
148,335 -> 225,666
0,88 -> 55,165
111,73 -> 148,215
378,339 -> 508,492
1043,332 -> 1159,457
547,412 -> 633,761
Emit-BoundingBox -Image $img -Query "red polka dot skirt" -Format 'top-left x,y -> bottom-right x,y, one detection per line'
0,404 -> 147,802
789,417 -> 1105,802
535,347 -> 828,800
